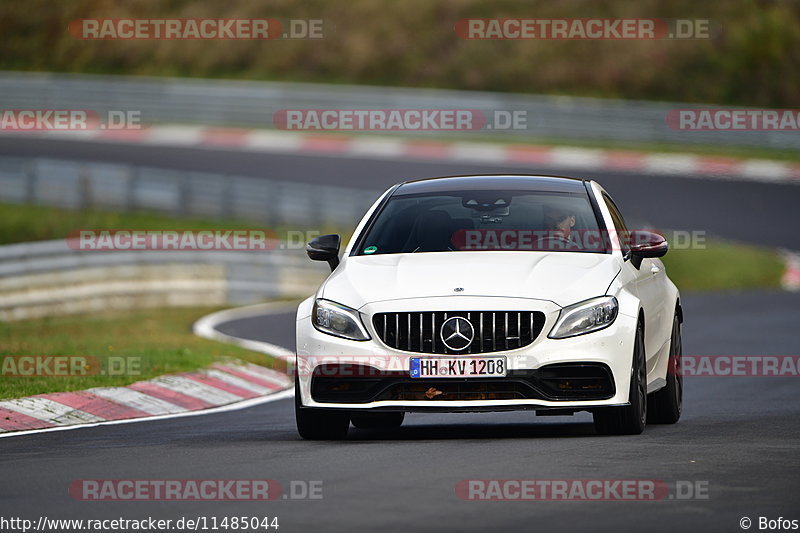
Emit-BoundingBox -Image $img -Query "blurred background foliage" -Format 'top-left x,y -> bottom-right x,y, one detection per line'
0,0 -> 797,106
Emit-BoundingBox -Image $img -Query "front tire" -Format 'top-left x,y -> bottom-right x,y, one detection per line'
295,379 -> 350,440
647,312 -> 683,424
594,321 -> 647,435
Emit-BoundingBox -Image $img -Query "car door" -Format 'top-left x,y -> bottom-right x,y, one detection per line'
602,193 -> 666,367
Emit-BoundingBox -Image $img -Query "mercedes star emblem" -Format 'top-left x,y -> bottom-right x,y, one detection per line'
440,316 -> 474,351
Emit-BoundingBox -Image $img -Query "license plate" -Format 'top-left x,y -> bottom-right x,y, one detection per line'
409,356 -> 507,378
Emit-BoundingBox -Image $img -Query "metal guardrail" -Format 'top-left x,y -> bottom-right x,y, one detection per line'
0,71 -> 795,149
0,155 -> 379,228
0,238 -> 329,321
0,154 -> 374,319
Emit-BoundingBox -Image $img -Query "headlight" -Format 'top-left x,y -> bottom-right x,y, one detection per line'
548,296 -> 618,339
312,299 -> 371,341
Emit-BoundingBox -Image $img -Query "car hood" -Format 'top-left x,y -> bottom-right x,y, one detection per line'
321,252 -> 621,309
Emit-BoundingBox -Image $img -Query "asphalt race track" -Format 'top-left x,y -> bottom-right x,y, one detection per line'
1,136 -> 799,250
2,291 -> 799,532
1,137 -> 799,532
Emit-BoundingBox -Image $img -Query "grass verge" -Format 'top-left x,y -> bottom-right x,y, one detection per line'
0,306 -> 287,400
0,203 -> 348,246
662,241 -> 785,292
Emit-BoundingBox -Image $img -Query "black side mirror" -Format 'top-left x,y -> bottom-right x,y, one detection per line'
307,234 -> 341,271
627,230 -> 668,268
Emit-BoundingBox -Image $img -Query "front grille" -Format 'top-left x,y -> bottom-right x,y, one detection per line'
371,311 -> 546,354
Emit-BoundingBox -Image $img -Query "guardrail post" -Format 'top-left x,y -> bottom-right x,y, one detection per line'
78,165 -> 92,210
221,176 -> 234,220
24,159 -> 37,204
177,172 -> 189,217
126,165 -> 138,212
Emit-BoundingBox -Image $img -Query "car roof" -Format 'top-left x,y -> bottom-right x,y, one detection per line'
393,174 -> 590,196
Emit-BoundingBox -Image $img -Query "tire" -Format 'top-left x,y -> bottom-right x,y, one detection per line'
295,379 -> 350,440
350,412 -> 405,429
647,313 -> 683,424
594,321 -> 647,435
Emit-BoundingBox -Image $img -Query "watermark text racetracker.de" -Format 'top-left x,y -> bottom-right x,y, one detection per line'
68,479 -> 322,501
667,109 -> 800,131
273,109 -> 528,131
68,229 -> 329,251
1,355 -> 141,377
69,18 -> 323,40
0,109 -> 141,131
456,479 -> 709,501
455,18 -> 711,40
679,355 -> 800,377
451,228 -> 706,252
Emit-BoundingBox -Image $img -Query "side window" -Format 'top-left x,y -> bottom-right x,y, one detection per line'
602,193 -> 630,253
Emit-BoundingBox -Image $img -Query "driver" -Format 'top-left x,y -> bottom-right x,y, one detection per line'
542,205 -> 577,249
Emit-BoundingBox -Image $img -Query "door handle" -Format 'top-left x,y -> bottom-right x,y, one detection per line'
650,265 -> 661,274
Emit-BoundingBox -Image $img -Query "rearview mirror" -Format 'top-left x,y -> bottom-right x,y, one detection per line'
307,234 -> 341,271
627,230 -> 668,268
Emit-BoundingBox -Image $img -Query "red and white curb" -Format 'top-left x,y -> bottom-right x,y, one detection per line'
0,303 -> 297,437
781,251 -> 800,291
4,125 -> 799,185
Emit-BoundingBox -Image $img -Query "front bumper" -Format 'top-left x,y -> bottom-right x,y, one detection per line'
295,296 -> 638,412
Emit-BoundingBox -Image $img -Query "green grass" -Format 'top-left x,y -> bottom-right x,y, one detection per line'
0,306 -> 288,400
0,204 -> 250,245
0,203 -> 347,246
662,240 -> 785,291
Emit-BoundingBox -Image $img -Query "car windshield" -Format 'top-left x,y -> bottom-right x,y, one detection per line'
354,190 -> 609,255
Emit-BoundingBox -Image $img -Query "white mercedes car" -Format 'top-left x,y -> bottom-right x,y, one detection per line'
295,175 -> 682,439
